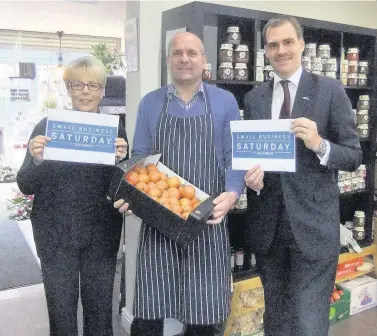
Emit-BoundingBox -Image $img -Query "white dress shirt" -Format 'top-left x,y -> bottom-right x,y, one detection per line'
272,66 -> 330,166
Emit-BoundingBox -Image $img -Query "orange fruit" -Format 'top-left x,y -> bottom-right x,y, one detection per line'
156,180 -> 168,191
148,188 -> 162,198
135,181 -> 148,192
132,165 -> 142,173
179,198 -> 191,207
125,171 -> 139,186
149,171 -> 161,183
161,190 -> 170,198
159,172 -> 168,181
147,182 -> 156,189
171,204 -> 183,214
181,185 -> 196,200
181,204 -> 192,213
139,173 -> 150,184
139,167 -> 147,174
150,195 -> 159,202
192,200 -> 201,209
146,164 -> 158,173
167,176 -> 181,188
181,211 -> 190,219
168,187 -> 180,199
159,198 -> 170,207
168,197 -> 179,205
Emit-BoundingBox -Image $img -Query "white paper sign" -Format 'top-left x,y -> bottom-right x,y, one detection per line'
231,119 -> 296,172
44,109 -> 119,165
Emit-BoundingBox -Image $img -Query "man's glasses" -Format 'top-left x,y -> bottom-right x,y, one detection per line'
69,82 -> 103,91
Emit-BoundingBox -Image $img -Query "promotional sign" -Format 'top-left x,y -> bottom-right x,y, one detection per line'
230,119 -> 296,172
44,109 -> 119,165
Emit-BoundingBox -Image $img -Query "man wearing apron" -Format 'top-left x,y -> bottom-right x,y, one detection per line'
116,32 -> 245,335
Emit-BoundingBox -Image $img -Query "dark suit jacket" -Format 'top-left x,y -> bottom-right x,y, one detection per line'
244,70 -> 362,260
16,117 -> 128,259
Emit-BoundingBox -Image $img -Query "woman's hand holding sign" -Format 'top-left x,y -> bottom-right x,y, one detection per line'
245,164 -> 264,193
29,135 -> 51,164
115,138 -> 128,160
290,118 -> 322,152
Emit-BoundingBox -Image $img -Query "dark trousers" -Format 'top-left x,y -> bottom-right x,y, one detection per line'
130,318 -> 224,336
256,208 -> 338,336
40,245 -> 118,336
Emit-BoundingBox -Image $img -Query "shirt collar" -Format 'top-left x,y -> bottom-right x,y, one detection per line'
167,82 -> 204,99
273,66 -> 303,89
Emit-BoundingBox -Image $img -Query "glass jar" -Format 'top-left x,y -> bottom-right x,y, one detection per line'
324,58 -> 337,72
302,56 -> 312,71
234,45 -> 249,63
235,249 -> 244,271
227,26 -> 241,45
357,109 -> 369,125
304,43 -> 317,57
234,63 -> 249,81
341,74 -> 348,86
202,63 -> 211,80
347,48 -> 359,62
318,44 -> 331,59
344,180 -> 352,193
218,44 -> 233,63
347,73 -> 358,86
255,66 -> 264,82
338,181 -> 345,193
358,74 -> 367,87
311,57 -> 323,71
357,164 -> 367,179
325,71 -> 337,79
357,95 -> 370,110
358,61 -> 368,74
264,65 -> 274,81
348,61 -> 358,73
353,211 -> 365,228
353,227 -> 365,241
312,70 -> 322,76
256,49 -> 264,67
357,124 -> 369,138
218,62 -> 233,80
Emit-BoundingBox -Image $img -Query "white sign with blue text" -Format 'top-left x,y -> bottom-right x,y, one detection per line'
231,119 -> 296,172
43,109 -> 119,165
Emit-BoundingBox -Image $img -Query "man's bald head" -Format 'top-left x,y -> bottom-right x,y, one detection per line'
167,32 -> 205,56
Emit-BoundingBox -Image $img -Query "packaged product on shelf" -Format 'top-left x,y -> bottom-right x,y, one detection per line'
348,61 -> 358,74
227,26 -> 241,45
318,44 -> 331,59
255,49 -> 264,67
111,153 -> 216,247
311,57 -> 323,72
235,249 -> 244,271
357,124 -> 369,139
358,74 -> 367,87
304,43 -> 316,57
358,61 -> 368,74
234,45 -> 250,63
219,43 -> 234,63
329,284 -> 350,325
357,95 -> 370,110
324,58 -> 337,72
347,47 -> 359,62
218,62 -> 234,80
347,73 -> 358,86
234,63 -> 249,81
202,63 -> 211,80
356,109 -> 368,125
302,56 -> 311,71
255,66 -> 264,82
263,65 -> 274,81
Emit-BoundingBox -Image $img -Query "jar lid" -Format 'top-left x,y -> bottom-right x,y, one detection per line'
311,57 -> 322,62
302,56 -> 312,61
357,109 -> 369,115
325,71 -> 336,76
354,227 -> 365,231
359,164 -> 366,168
348,47 -> 359,53
358,61 -> 368,66
220,43 -> 233,50
306,43 -> 317,48
359,95 -> 370,100
347,73 -> 358,78
326,58 -> 337,64
204,63 -> 211,70
358,124 -> 368,129
219,62 -> 233,68
358,74 -> 367,79
234,63 -> 248,69
227,26 -> 240,33
349,61 -> 358,66
264,65 -> 273,70
354,210 -> 365,217
318,44 -> 331,50
235,45 -> 249,51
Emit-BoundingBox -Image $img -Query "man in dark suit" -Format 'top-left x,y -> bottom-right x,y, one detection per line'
244,16 -> 362,336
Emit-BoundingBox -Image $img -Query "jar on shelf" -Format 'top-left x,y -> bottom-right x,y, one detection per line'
343,180 -> 352,193
230,248 -> 235,271
305,43 -> 317,57
357,124 -> 369,138
358,74 -> 367,87
357,95 -> 370,110
324,58 -> 337,72
325,71 -> 337,79
347,73 -> 358,86
338,170 -> 346,182
318,44 -> 331,59
234,63 -> 249,81
347,48 -> 359,62
353,211 -> 365,228
341,59 -> 348,75
353,227 -> 365,241
312,70 -> 322,76
302,56 -> 312,71
202,63 -> 211,80
218,44 -> 233,63
338,181 -> 345,193
234,45 -> 249,63
235,249 -> 244,271
357,109 -> 369,125
255,66 -> 264,82
218,62 -> 234,80
341,74 -> 348,86
227,26 -> 241,45
264,65 -> 274,81
311,57 -> 323,71
348,61 -> 358,73
256,49 -> 265,67
357,164 -> 367,178
358,61 -> 368,74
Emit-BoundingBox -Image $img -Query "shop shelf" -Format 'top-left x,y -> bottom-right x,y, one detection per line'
338,244 -> 376,264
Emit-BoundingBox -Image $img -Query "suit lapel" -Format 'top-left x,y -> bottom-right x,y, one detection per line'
291,71 -> 314,119
260,80 -> 274,120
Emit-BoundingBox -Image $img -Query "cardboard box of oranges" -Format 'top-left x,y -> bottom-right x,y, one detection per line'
111,153 -> 216,247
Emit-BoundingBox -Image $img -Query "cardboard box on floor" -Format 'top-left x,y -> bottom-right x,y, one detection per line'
338,275 -> 377,315
329,285 -> 351,325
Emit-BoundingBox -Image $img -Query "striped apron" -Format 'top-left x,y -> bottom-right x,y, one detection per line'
134,87 -> 231,325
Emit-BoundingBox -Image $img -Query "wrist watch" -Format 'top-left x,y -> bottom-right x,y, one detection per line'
314,139 -> 327,157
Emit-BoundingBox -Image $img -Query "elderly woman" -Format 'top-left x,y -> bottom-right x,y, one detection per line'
17,56 -> 129,336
